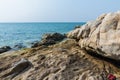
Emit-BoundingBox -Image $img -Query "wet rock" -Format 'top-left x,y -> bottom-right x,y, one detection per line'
0,46 -> 11,53
74,25 -> 81,29
32,33 -> 66,47
42,33 -> 66,41
30,41 -> 39,47
13,43 -> 26,50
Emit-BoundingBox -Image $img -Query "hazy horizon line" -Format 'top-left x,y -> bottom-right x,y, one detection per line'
0,21 -> 86,23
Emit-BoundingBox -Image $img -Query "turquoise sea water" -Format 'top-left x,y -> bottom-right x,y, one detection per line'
0,22 -> 85,48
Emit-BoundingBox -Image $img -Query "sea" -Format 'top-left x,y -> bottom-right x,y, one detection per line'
0,22 -> 85,48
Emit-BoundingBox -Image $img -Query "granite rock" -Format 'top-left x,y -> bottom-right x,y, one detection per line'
67,11 -> 120,60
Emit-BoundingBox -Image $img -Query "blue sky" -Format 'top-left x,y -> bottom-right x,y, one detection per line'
0,0 -> 120,22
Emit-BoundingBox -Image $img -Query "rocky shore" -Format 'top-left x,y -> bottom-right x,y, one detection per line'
0,11 -> 120,80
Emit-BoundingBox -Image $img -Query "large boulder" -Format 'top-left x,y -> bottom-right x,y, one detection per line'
67,11 -> 120,60
32,33 -> 66,47
0,46 -> 11,53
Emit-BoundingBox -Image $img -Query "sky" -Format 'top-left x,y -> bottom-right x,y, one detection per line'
0,0 -> 120,22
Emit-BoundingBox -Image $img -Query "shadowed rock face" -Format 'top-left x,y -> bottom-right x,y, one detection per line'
32,33 -> 66,48
67,11 -> 120,60
0,46 -> 11,53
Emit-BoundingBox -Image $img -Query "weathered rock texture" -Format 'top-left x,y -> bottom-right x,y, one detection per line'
2,58 -> 32,79
67,11 -> 120,61
1,11 -> 120,80
0,39 -> 120,80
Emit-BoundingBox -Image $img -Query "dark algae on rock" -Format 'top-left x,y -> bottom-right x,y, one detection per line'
0,46 -> 11,54
32,33 -> 66,47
